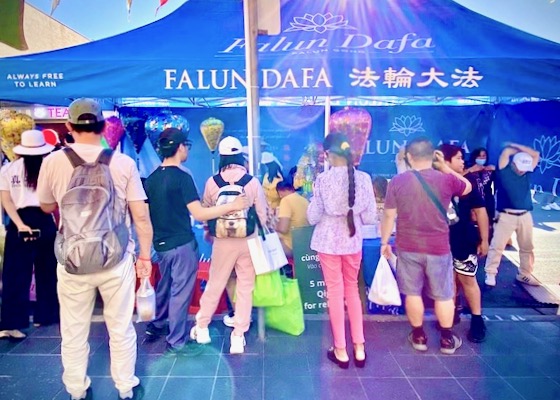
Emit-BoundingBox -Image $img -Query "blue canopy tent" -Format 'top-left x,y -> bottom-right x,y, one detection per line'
1,0 -> 560,105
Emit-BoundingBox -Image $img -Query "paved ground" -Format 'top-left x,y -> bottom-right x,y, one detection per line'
506,194 -> 560,307
0,311 -> 559,400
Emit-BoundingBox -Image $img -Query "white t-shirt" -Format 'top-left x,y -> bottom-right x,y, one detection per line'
37,143 -> 147,253
0,158 -> 41,209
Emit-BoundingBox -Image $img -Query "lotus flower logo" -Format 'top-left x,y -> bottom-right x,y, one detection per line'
533,135 -> 560,173
389,116 -> 425,137
284,13 -> 356,34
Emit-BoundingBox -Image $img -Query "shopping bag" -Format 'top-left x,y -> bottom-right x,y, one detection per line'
136,277 -> 156,322
248,231 -> 288,275
368,256 -> 401,306
252,270 -> 284,307
265,277 -> 305,336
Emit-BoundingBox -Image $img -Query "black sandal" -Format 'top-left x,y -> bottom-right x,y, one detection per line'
353,350 -> 367,368
327,348 -> 349,369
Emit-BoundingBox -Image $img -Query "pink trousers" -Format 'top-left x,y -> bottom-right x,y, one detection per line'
197,237 -> 255,335
318,252 -> 365,349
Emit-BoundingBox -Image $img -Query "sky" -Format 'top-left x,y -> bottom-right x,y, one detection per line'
26,0 -> 560,43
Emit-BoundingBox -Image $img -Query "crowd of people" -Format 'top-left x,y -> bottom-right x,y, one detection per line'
0,98 -> 544,398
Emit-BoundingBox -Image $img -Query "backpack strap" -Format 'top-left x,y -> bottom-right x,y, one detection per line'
63,147 -> 86,168
96,149 -> 114,165
212,174 -> 228,188
235,174 -> 253,187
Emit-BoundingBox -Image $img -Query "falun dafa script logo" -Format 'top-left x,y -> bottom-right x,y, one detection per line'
284,13 -> 357,34
389,115 -> 425,137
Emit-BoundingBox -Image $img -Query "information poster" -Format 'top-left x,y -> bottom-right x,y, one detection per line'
292,226 -> 328,314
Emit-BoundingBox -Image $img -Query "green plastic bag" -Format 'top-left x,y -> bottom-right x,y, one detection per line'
252,270 -> 284,307
265,277 -> 305,336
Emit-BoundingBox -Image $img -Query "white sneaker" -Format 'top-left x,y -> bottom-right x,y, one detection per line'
229,332 -> 246,354
223,315 -> 235,328
485,273 -> 496,287
516,274 -> 540,286
189,325 -> 211,344
542,204 -> 552,210
0,329 -> 26,339
550,203 -> 560,211
532,198 -> 539,204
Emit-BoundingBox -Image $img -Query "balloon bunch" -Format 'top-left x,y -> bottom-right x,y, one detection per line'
0,110 -> 35,161
145,112 -> 189,159
200,117 -> 224,153
122,116 -> 147,153
329,107 -> 372,166
103,116 -> 125,149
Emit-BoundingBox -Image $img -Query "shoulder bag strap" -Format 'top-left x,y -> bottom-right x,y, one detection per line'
411,170 -> 448,220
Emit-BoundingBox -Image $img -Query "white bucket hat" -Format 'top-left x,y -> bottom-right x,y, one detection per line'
13,130 -> 55,156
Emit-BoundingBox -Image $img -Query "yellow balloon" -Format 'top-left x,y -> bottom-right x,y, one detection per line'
200,117 -> 224,152
0,110 -> 35,161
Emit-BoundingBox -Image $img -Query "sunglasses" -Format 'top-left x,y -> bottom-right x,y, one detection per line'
183,140 -> 192,150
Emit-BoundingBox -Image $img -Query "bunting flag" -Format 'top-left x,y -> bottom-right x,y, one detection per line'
50,0 -> 61,15
156,0 -> 169,15
126,0 -> 133,14
0,0 -> 28,50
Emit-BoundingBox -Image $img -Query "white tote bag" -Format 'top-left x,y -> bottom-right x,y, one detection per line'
248,231 -> 288,275
368,256 -> 402,306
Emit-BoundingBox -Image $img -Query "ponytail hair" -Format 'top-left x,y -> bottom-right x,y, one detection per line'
345,152 -> 356,237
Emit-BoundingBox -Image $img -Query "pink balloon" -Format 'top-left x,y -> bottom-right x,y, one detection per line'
329,107 -> 372,166
104,116 -> 125,149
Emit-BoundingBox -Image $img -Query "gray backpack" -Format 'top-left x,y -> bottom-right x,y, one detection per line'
55,147 -> 130,274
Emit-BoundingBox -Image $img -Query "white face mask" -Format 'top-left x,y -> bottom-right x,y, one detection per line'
475,158 -> 486,166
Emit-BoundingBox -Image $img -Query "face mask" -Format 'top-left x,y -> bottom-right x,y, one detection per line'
475,158 -> 486,166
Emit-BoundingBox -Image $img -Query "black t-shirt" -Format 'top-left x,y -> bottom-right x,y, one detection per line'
144,166 -> 200,252
449,173 -> 485,260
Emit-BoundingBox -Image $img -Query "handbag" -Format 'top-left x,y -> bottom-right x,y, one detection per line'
136,277 -> 156,322
412,170 -> 459,225
252,270 -> 285,307
265,276 -> 305,336
248,225 -> 288,276
368,256 -> 402,306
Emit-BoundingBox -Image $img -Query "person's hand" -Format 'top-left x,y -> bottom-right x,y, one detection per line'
467,164 -> 484,174
203,230 -> 214,244
432,150 -> 447,171
380,243 -> 393,259
135,258 -> 152,279
485,165 -> 496,171
230,194 -> 250,211
17,224 -> 36,241
477,240 -> 489,257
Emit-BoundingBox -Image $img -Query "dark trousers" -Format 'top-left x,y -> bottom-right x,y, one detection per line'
153,240 -> 199,349
1,207 -> 59,330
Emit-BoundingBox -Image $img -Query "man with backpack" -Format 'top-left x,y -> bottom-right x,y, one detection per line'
143,128 -> 248,354
37,98 -> 153,400
190,136 -> 268,354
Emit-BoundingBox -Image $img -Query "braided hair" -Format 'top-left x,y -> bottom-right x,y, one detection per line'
324,133 -> 356,237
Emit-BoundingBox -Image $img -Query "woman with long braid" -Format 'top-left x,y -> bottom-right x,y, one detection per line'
307,133 -> 376,369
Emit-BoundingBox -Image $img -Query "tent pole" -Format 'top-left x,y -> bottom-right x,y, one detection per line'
324,96 -> 331,170
244,0 -> 261,178
244,0 -> 266,342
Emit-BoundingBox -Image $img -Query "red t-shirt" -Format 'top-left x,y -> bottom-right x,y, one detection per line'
385,169 -> 466,255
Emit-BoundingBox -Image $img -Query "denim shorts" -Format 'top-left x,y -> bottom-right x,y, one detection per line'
396,250 -> 454,301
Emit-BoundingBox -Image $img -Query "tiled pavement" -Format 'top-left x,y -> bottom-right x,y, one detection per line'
0,313 -> 559,400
